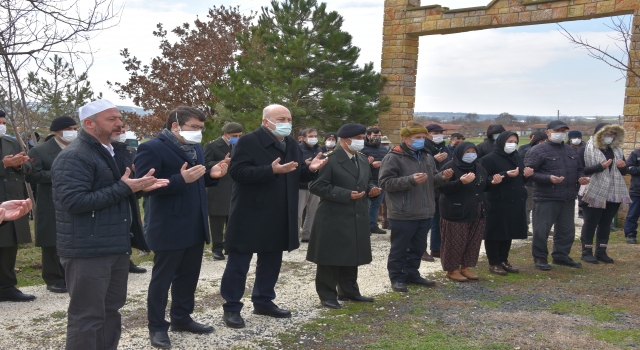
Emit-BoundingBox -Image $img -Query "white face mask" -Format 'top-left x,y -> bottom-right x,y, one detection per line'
348,139 -> 365,152
325,141 -> 335,148
432,134 -> 444,144
178,126 -> 202,145
117,133 -> 127,143
60,130 -> 77,143
504,142 -> 517,154
571,138 -> 581,145
549,132 -> 566,144
0,125 -> 6,136
306,137 -> 318,146
603,136 -> 614,145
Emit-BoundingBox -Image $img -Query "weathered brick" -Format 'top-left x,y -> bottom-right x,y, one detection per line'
596,0 -> 615,14
584,3 -> 597,16
625,104 -> 640,115
567,5 -> 584,17
465,16 -> 480,27
552,7 -> 568,19
531,9 -> 553,21
519,12 -> 532,23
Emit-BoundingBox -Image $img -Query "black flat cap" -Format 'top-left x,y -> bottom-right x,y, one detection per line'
337,123 -> 366,138
49,116 -> 77,131
568,130 -> 582,139
426,123 -> 445,132
547,120 -> 570,130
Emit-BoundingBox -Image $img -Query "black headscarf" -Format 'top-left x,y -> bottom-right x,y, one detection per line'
493,130 -> 524,168
453,141 -> 478,173
529,131 -> 547,147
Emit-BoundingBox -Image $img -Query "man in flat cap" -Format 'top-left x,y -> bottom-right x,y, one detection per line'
205,121 -> 243,260
525,120 -> 589,271
306,123 -> 380,309
26,116 -> 78,294
220,104 -> 327,328
52,99 -> 167,350
0,109 -> 35,302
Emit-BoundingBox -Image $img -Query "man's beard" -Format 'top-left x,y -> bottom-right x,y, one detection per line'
95,123 -> 120,142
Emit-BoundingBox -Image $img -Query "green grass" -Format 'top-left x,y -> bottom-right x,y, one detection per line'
588,328 -> 640,347
549,301 -> 624,322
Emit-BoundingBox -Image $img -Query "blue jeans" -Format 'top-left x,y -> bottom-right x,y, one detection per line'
624,195 -> 640,237
387,218 -> 431,283
368,181 -> 386,228
429,200 -> 441,252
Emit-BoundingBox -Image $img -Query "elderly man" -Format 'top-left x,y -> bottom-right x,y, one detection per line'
448,133 -> 465,152
380,122 -> 452,292
524,120 -> 589,271
0,109 -> 35,302
135,106 -> 228,349
298,128 -> 321,242
220,104 -> 327,329
307,123 -> 379,309
52,99 -> 166,350
26,116 -> 77,293
205,122 -> 243,260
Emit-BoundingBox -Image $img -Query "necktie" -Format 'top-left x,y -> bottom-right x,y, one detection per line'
351,155 -> 358,168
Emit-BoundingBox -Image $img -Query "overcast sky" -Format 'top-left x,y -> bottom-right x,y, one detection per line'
87,0 -> 629,117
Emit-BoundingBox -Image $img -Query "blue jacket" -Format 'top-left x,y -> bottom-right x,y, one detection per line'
134,132 -> 218,251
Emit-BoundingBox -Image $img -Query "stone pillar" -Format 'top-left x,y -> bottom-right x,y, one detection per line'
379,0 -> 421,144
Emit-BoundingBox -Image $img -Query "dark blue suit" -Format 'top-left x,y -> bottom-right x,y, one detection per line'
134,131 -> 218,332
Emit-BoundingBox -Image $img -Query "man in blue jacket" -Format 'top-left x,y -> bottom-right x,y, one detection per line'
134,106 -> 228,349
52,99 -> 166,350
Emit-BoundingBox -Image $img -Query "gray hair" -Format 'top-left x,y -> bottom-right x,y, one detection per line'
262,104 -> 286,120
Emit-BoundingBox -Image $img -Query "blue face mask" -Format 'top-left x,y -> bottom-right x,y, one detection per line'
267,119 -> 292,137
229,137 -> 239,145
409,139 -> 425,150
462,153 -> 477,163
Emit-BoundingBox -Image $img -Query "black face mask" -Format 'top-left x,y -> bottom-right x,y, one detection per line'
367,136 -> 381,147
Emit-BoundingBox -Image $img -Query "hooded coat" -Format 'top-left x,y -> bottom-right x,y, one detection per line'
478,131 -> 529,240
476,124 -> 505,159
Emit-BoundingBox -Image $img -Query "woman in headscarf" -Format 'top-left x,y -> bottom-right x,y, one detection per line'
479,132 -> 535,275
578,123 -> 630,263
437,142 -> 503,282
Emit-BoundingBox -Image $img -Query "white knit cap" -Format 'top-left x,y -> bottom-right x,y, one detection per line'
79,99 -> 118,121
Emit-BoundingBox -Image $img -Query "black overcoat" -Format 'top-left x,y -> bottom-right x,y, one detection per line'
26,137 -> 62,247
306,146 -> 374,266
204,137 -> 233,216
0,136 -> 33,247
225,126 -> 314,254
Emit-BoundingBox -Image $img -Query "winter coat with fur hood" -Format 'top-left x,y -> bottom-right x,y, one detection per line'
578,124 -> 628,177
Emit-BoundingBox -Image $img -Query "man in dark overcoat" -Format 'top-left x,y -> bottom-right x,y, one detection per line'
0,110 -> 35,302
134,106 -> 228,349
204,122 -> 243,260
26,116 -> 77,293
306,124 -> 379,309
220,104 -> 327,329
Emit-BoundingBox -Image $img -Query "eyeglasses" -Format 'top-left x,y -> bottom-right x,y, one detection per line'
183,124 -> 206,131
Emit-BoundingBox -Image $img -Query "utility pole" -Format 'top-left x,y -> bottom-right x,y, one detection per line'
557,110 -> 560,120
619,115 -> 622,125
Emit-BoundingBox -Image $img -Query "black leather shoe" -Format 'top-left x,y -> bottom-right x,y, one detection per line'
223,312 -> 245,329
46,284 -> 68,293
552,258 -> 582,268
581,254 -> 598,264
0,288 -> 36,302
370,226 -> 386,234
129,264 -> 147,274
149,331 -> 171,349
406,277 -> 436,287
212,251 -> 225,261
321,300 -> 341,309
534,257 -> 551,271
170,321 -> 214,334
253,306 -> 292,318
337,295 -> 374,302
391,281 -> 407,292
626,236 -> 637,244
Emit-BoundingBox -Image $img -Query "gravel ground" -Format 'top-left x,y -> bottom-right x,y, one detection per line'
0,214 -> 584,350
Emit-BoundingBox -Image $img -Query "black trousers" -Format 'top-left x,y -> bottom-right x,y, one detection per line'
315,265 -> 361,301
0,245 -> 18,291
147,242 -> 204,332
388,219 -> 430,283
580,202 -> 621,247
484,239 -> 512,265
61,254 -> 129,350
208,215 -> 227,253
220,251 -> 282,312
41,246 -> 65,286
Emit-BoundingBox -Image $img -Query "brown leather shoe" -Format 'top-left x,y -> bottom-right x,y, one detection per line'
489,264 -> 507,276
446,270 -> 468,282
421,251 -> 435,262
431,251 -> 440,258
460,266 -> 479,280
500,262 -> 519,273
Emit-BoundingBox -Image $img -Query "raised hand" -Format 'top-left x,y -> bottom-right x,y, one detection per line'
309,153 -> 328,172
578,177 -> 590,185
506,167 -> 519,178
460,172 -> 476,184
272,157 -> 298,174
368,156 -> 374,164
369,187 -> 382,197
523,167 -> 534,178
0,198 -> 32,221
550,175 -> 565,184
491,174 -> 504,185
222,153 -> 231,165
600,159 -> 612,169
3,152 -> 30,168
413,172 -> 428,184
122,168 -> 163,192
210,162 -> 228,178
305,157 -> 312,165
441,168 -> 454,179
350,191 -> 365,200
434,152 -> 447,162
617,159 -> 627,168
372,161 -> 382,169
180,163 -> 207,183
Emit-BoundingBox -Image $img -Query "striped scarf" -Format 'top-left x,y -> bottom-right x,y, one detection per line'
579,138 -> 630,209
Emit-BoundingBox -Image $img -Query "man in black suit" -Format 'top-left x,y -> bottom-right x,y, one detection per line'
135,106 -> 228,349
204,122 -> 243,261
220,104 -> 328,329
26,116 -> 77,293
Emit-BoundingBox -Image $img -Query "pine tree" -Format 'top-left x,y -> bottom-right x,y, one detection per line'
212,0 -> 389,134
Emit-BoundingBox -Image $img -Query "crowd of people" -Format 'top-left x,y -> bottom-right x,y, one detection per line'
0,102 -> 638,350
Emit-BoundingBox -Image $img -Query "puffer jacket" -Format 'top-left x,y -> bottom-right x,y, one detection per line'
379,144 -> 445,220
299,141 -> 320,189
476,124 -> 505,159
524,140 -> 585,202
362,140 -> 389,181
52,130 -> 133,258
627,148 -> 640,197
